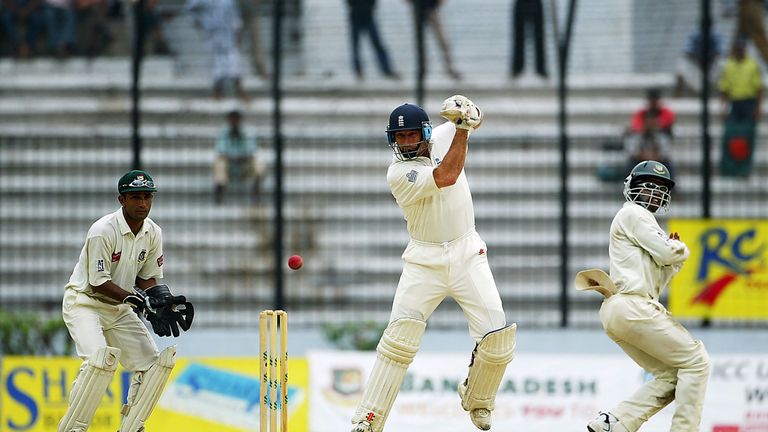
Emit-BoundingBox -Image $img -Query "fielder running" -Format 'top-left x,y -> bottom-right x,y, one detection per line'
351,95 -> 516,432
577,161 -> 710,432
58,170 -> 194,432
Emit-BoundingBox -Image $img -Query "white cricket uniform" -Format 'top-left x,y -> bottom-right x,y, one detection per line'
62,209 -> 163,371
386,122 -> 506,341
600,202 -> 710,432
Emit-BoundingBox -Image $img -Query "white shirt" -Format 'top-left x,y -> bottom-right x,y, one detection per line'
386,122 -> 475,243
609,202 -> 690,299
65,209 -> 164,303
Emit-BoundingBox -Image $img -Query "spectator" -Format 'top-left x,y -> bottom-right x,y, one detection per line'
142,0 -> 172,55
510,0 -> 548,78
44,0 -> 76,57
674,25 -> 724,97
718,37 -> 763,177
734,0 -> 768,67
346,0 -> 399,80
1,0 -> 45,58
629,88 -> 676,136
187,0 -> 249,100
213,110 -> 265,205
74,0 -> 112,57
624,112 -> 675,180
237,0 -> 268,79
407,0 -> 461,80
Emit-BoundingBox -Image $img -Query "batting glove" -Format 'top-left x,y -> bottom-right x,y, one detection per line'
440,95 -> 483,131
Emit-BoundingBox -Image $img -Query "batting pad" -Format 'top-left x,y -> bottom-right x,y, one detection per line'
460,323 -> 517,412
119,346 -> 176,432
351,318 -> 426,432
58,346 -> 121,432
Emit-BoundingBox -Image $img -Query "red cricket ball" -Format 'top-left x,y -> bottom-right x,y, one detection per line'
288,254 -> 303,270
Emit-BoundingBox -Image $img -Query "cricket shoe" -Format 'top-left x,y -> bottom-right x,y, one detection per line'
457,381 -> 493,430
469,407 -> 492,430
587,411 -> 628,432
351,420 -> 373,432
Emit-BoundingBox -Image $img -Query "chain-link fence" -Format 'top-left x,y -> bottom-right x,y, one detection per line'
2,128 -> 765,329
1,0 -> 766,331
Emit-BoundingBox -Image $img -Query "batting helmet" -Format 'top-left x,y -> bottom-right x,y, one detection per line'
386,103 -> 433,160
623,160 -> 674,213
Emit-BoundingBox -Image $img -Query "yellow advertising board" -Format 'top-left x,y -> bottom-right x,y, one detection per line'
0,357 -> 308,432
669,219 -> 768,319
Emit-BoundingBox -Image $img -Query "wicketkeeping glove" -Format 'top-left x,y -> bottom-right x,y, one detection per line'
440,95 -> 483,131
124,285 -> 194,337
153,301 -> 195,337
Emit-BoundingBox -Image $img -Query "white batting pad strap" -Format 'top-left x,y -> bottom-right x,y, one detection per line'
119,346 -> 177,432
352,318 -> 426,432
58,346 -> 121,432
460,324 -> 517,412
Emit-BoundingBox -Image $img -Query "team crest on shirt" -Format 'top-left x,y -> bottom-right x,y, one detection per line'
137,249 -> 147,262
406,170 -> 418,183
157,255 -> 164,267
111,252 -> 121,262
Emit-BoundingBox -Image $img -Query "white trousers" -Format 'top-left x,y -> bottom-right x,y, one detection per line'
600,294 -> 710,432
206,29 -> 242,82
390,231 -> 506,342
62,288 -> 159,371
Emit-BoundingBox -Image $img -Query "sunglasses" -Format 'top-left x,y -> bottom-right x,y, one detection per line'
637,182 -> 669,193
123,179 -> 155,188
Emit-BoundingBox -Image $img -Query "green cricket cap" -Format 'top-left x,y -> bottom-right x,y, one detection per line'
118,170 -> 157,194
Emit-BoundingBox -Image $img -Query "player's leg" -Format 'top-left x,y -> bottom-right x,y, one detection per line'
350,317 -> 426,432
58,347 -> 122,432
457,324 -> 516,431
351,245 -> 447,432
451,236 -> 511,430
59,289 -> 120,432
104,306 -> 176,432
592,338 -> 676,432
600,295 -> 710,431
118,346 -> 176,432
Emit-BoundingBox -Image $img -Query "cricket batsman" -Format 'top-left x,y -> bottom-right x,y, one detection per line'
350,95 -> 517,432
581,161 -> 710,432
58,169 -> 194,432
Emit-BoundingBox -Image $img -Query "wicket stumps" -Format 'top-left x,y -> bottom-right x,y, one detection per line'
259,310 -> 288,432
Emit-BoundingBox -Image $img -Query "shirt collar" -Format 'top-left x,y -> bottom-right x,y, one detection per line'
116,208 -> 149,237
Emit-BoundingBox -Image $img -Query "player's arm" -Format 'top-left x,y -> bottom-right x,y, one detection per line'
625,208 -> 690,266
433,127 -> 469,187
85,234 -> 134,302
91,280 -> 134,302
434,95 -> 483,187
135,277 -> 158,291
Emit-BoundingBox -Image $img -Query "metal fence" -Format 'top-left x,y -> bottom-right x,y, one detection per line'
1,130 -> 766,329
1,0 -> 766,330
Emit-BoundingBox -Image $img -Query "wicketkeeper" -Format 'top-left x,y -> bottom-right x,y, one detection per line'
58,170 -> 194,432
351,95 -> 516,432
578,161 -> 710,432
